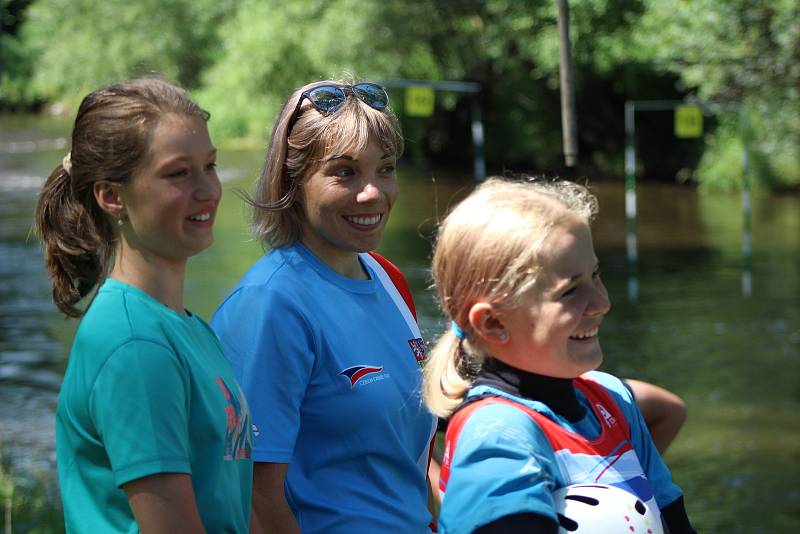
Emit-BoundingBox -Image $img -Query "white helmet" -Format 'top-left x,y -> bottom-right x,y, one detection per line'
553,483 -> 664,534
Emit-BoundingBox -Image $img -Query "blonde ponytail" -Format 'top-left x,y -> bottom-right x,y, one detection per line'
424,332 -> 478,418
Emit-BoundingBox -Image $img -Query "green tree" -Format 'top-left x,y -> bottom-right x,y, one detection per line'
197,0 -> 444,142
0,0 -> 39,108
368,0 -> 651,171
7,0 -> 798,187
201,0 -> 650,169
20,0 -> 236,106
631,0 -> 800,188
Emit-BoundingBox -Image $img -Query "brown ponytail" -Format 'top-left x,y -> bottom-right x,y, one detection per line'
35,164 -> 111,317
34,76 -> 209,317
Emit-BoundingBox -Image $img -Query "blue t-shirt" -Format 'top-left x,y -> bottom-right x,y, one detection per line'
56,279 -> 253,534
438,371 -> 682,534
212,242 -> 435,533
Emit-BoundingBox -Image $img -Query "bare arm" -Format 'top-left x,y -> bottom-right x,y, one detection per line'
428,457 -> 442,495
626,379 -> 688,454
251,462 -> 300,534
427,473 -> 439,525
250,506 -> 262,534
124,473 -> 205,534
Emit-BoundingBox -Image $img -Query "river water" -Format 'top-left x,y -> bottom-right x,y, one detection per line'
1,115 -> 799,532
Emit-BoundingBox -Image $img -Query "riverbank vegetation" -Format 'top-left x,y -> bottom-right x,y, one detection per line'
1,446 -> 63,533
1,0 -> 797,189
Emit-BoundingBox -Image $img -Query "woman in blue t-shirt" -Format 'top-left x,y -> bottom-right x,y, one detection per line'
212,80 -> 436,533
36,77 -> 253,533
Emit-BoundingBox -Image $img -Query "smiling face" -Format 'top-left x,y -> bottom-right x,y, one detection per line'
499,220 -> 611,378
118,114 -> 221,266
299,138 -> 398,277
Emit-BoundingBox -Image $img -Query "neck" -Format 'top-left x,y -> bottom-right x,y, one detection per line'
299,238 -> 369,280
474,357 -> 586,422
337,255 -> 369,280
110,242 -> 187,314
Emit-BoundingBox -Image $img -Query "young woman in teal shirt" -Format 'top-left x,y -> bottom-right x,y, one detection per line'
36,77 -> 253,533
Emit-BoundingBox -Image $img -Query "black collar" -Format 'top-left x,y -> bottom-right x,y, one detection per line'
472,357 -> 586,422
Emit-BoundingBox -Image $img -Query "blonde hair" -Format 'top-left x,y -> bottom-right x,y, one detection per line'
248,79 -> 404,247
423,176 -> 599,417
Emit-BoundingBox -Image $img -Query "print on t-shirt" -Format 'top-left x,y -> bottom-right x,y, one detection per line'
215,376 -> 253,460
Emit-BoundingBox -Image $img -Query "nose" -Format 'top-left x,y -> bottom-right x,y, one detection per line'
356,179 -> 382,203
586,278 -> 611,316
194,168 -> 222,202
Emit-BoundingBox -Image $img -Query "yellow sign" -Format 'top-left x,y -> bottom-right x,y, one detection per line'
674,105 -> 703,138
405,86 -> 435,117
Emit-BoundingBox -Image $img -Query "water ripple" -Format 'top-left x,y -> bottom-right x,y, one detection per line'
0,172 -> 45,192
0,137 -> 67,153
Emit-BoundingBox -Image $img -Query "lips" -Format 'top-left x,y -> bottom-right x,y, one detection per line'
344,214 -> 382,227
570,326 -> 599,340
187,207 -> 216,226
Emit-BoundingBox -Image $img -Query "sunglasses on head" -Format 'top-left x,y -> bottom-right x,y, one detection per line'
285,82 -> 390,136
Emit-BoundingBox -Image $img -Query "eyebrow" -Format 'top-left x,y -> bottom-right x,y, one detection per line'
323,154 -> 354,162
552,260 -> 600,291
155,148 -> 217,170
323,152 -> 394,163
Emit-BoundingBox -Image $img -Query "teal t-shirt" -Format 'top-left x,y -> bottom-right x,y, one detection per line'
56,279 -> 253,533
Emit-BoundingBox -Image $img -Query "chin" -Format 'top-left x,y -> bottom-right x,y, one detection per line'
353,239 -> 382,253
571,352 -> 603,375
184,241 -> 213,258
586,354 -> 603,373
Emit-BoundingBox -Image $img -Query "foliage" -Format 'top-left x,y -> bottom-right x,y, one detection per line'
632,0 -> 799,99
197,0 -> 444,143
343,0 -> 648,169
631,0 -> 800,188
695,106 -> 799,191
0,447 -> 64,534
2,0 -> 798,188
0,0 -> 38,108
0,30 -> 38,108
18,0 -> 236,107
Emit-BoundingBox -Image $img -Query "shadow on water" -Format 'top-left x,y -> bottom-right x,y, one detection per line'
2,116 -> 799,532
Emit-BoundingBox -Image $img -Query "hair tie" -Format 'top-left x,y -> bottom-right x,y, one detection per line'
62,152 -> 72,175
451,320 -> 467,340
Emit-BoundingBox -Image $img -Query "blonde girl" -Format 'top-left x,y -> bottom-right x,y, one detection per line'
424,177 -> 694,533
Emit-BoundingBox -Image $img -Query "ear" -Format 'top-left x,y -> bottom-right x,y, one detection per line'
93,181 -> 125,219
467,302 -> 509,345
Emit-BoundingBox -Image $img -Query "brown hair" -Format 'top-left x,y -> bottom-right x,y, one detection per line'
34,77 -> 209,317
423,176 -> 599,417
248,79 -> 404,248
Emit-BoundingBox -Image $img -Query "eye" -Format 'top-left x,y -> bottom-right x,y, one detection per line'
333,166 -> 355,178
560,286 -> 577,298
206,161 -> 218,172
166,168 -> 189,178
379,163 -> 396,175
592,267 -> 601,279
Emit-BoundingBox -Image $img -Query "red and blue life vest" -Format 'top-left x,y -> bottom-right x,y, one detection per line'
440,375 -> 659,513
